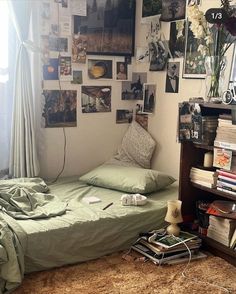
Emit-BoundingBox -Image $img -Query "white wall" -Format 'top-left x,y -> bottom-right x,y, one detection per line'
37,0 -> 233,180
135,0 -> 233,180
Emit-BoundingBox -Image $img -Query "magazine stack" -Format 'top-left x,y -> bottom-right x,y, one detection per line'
207,215 -> 236,247
189,167 -> 217,188
206,200 -> 236,250
214,116 -> 236,151
131,229 -> 206,265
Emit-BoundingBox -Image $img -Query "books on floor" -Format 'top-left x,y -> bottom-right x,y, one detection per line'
148,230 -> 198,248
131,230 -> 203,265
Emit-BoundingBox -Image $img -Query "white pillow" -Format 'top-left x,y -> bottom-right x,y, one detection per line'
114,121 -> 156,168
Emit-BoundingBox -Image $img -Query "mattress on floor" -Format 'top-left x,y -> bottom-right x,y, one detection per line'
14,177 -> 178,273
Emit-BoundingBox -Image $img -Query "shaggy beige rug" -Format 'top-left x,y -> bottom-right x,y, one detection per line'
13,252 -> 236,294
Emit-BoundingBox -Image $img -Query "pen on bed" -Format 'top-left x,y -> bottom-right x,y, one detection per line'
103,202 -> 113,210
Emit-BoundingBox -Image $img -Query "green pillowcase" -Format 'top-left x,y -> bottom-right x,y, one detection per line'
79,164 -> 176,194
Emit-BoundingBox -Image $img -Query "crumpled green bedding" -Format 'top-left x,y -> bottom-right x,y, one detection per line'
0,213 -> 25,294
0,177 -> 178,294
0,178 -> 67,220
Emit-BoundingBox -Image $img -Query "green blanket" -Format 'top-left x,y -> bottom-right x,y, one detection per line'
0,213 -> 25,294
0,178 -> 67,219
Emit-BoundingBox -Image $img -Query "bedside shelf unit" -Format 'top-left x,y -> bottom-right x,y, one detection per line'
179,102 -> 236,266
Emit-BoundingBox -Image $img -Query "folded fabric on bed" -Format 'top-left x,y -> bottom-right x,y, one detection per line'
79,164 -> 176,193
0,178 -> 67,219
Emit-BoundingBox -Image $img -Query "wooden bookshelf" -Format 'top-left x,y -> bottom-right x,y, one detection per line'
179,102 -> 236,266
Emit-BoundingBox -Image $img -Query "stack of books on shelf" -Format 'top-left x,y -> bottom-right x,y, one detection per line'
190,167 -> 217,188
131,230 -> 205,265
206,215 -> 236,249
200,116 -> 218,145
214,115 -> 236,151
216,169 -> 236,195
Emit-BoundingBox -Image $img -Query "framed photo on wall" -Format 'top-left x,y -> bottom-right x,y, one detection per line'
183,20 -> 206,79
74,0 -> 136,56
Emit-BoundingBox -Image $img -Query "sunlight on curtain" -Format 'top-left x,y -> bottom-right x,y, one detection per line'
0,0 -> 9,83
8,0 -> 40,178
0,1 -> 10,174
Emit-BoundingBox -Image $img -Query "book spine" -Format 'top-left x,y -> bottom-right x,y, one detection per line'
217,170 -> 236,179
191,179 -> 216,188
218,175 -> 236,185
216,187 -> 236,196
190,175 -> 216,184
214,141 -> 236,151
191,167 -> 216,176
217,180 -> 236,191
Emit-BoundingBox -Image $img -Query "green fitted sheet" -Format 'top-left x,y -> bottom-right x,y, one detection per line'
13,177 -> 178,273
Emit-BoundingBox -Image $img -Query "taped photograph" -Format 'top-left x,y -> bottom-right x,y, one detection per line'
81,86 -> 111,113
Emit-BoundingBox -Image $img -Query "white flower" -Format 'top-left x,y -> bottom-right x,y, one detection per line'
205,35 -> 213,45
198,44 -> 208,55
190,22 -> 205,38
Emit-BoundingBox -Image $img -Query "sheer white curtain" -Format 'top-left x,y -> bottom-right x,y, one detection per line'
8,0 -> 40,178
0,1 -> 14,177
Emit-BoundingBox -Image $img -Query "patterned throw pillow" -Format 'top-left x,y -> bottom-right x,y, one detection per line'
115,121 -> 156,168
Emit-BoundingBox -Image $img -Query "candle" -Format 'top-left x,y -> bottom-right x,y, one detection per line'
204,152 -> 213,168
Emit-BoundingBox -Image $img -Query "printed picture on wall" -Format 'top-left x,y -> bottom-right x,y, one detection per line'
41,2 -> 50,19
88,59 -> 113,79
116,62 -> 128,80
59,55 -> 73,81
71,70 -> 83,84
44,36 -> 68,52
169,20 -> 186,58
72,34 -> 87,63
165,62 -> 180,93
133,72 -> 147,97
161,0 -> 186,22
42,90 -> 77,128
149,40 -> 168,71
178,102 -> 202,142
187,0 -> 201,6
121,72 -> 147,100
135,113 -> 148,130
183,20 -> 206,78
81,86 -> 111,113
43,58 -> 59,80
142,0 -> 162,18
143,84 -> 156,113
74,0 -> 136,56
51,24 -> 59,36
136,47 -> 149,63
116,109 -> 133,124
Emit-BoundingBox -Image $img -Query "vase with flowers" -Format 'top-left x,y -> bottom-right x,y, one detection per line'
187,0 -> 236,102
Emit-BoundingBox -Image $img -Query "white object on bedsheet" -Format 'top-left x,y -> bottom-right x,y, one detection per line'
121,194 -> 147,206
82,196 -> 101,204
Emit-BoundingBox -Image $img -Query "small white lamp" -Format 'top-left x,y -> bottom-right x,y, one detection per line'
165,200 -> 183,236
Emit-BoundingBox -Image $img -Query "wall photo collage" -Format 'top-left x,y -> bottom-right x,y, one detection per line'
41,0 -> 208,129
41,0 -> 153,128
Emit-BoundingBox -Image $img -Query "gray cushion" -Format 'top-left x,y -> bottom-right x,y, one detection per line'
114,121 -> 156,168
